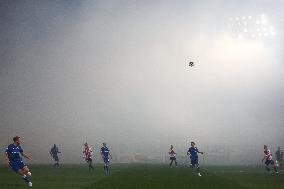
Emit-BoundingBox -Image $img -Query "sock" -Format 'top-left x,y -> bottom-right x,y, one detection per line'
266,167 -> 271,172
89,164 -> 93,171
27,172 -> 32,177
104,165 -> 109,173
197,167 -> 201,173
106,166 -> 109,173
22,174 -> 30,183
273,167 -> 278,173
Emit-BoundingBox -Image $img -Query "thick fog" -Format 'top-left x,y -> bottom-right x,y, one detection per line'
1,0 -> 284,164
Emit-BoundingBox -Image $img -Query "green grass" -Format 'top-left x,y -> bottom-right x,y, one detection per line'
0,164 -> 283,189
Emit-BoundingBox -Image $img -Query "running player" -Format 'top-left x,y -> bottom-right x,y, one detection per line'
50,144 -> 61,167
83,143 -> 94,171
4,136 -> 33,187
100,142 -> 112,174
262,145 -> 279,175
187,141 -> 204,176
169,145 -> 178,167
275,147 -> 283,169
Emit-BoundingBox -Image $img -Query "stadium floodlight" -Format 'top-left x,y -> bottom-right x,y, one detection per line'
228,13 -> 276,40
261,19 -> 267,25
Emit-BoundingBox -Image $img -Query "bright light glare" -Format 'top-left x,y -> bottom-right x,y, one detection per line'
228,14 -> 276,40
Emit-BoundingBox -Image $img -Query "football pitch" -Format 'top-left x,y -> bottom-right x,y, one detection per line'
0,164 -> 283,189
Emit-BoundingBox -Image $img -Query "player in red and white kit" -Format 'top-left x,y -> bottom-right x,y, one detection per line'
169,145 -> 178,167
262,145 -> 279,175
83,143 -> 94,171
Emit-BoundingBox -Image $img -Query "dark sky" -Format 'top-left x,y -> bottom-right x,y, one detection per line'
1,0 -> 284,164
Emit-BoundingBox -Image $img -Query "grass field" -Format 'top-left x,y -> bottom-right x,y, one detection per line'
0,164 -> 283,189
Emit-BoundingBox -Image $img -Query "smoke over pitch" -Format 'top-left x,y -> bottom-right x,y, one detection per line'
1,0 -> 284,164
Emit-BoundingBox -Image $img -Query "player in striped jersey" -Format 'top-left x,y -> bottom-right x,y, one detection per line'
83,143 -> 94,171
262,145 -> 279,175
169,145 -> 178,167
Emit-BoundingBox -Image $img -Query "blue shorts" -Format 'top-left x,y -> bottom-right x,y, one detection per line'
103,157 -> 110,164
9,161 -> 26,172
191,158 -> 199,166
53,155 -> 59,161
